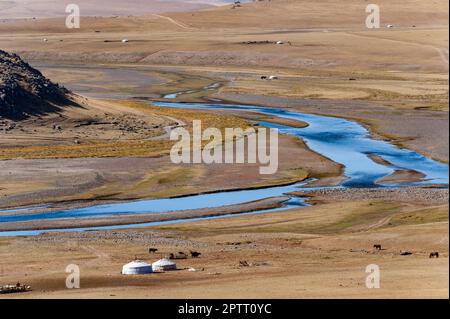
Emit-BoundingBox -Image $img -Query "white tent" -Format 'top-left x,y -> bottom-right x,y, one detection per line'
152,258 -> 177,272
122,260 -> 153,275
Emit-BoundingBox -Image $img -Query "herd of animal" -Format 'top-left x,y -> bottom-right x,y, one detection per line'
149,245 -> 440,259
373,244 -> 439,258
148,248 -> 201,259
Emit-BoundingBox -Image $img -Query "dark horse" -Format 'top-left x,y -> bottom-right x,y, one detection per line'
190,251 -> 201,258
429,252 -> 439,258
373,244 -> 382,250
148,248 -> 158,254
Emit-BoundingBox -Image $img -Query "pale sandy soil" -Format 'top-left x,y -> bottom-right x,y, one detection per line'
0,131 -> 340,209
0,1 -> 447,164
0,0 -> 448,299
19,63 -> 449,162
0,197 -> 447,298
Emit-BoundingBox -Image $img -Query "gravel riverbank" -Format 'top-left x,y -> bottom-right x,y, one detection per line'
293,187 -> 449,205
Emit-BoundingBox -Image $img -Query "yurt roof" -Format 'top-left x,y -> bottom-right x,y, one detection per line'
152,258 -> 176,266
123,260 -> 151,268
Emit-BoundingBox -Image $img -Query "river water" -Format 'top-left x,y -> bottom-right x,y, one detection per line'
0,101 -> 447,236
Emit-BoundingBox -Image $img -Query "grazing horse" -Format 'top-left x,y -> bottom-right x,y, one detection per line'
148,248 -> 158,254
429,252 -> 439,258
373,244 -> 382,250
190,251 -> 201,258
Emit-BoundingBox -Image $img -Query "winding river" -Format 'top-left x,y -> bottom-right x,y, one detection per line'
0,101 -> 448,236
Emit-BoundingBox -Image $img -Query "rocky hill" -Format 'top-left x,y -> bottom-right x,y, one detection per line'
0,50 -> 73,120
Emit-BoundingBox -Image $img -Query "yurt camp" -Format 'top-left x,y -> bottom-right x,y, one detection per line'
152,258 -> 177,272
122,260 -> 153,275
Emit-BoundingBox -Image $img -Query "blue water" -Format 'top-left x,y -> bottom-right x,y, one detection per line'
0,203 -> 299,237
0,102 -> 447,236
0,183 -> 307,223
153,102 -> 448,187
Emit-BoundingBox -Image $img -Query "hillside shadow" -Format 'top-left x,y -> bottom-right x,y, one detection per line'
0,88 -> 83,121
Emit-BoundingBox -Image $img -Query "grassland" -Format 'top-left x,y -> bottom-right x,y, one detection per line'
0,100 -> 249,160
0,195 -> 447,298
0,0 -> 447,299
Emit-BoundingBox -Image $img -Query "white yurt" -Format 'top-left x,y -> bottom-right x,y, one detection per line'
152,258 -> 177,272
122,260 -> 153,275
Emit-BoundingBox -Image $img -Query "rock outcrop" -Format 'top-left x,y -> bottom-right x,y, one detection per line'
0,50 -> 73,120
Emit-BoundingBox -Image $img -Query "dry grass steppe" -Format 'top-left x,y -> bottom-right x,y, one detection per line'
0,0 -> 448,299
